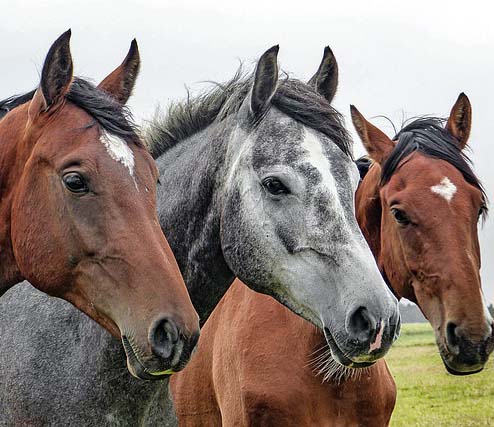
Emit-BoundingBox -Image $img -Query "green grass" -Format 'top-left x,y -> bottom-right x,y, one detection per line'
387,323 -> 494,426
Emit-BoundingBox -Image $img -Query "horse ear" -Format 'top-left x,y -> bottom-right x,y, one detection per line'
250,45 -> 279,117
308,46 -> 338,103
98,39 -> 140,105
446,93 -> 471,150
30,30 -> 73,116
351,105 -> 394,164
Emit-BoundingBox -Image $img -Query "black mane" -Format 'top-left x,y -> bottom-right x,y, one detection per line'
0,78 -> 140,145
381,117 -> 487,217
0,90 -> 36,119
146,69 -> 352,159
355,156 -> 372,180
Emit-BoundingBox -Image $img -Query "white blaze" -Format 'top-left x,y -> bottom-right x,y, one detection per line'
431,177 -> 456,202
301,128 -> 337,192
100,131 -> 135,178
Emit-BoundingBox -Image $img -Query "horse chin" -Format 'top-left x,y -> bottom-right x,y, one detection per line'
122,336 -> 174,381
324,328 -> 376,369
442,360 -> 484,376
439,351 -> 485,376
437,334 -> 488,376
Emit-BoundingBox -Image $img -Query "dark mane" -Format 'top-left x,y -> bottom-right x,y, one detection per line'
0,78 -> 140,145
0,90 -> 36,119
355,156 -> 372,180
146,69 -> 352,159
381,117 -> 488,218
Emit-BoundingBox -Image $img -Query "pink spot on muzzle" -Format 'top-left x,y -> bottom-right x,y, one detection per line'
369,322 -> 384,352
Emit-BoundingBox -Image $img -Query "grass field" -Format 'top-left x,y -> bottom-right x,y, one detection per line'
387,323 -> 494,427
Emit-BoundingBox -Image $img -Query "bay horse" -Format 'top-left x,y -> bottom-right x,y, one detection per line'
352,98 -> 493,373
0,31 -> 199,380
0,45 -> 398,426
169,90 -> 493,426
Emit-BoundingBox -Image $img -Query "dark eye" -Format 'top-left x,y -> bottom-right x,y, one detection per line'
262,177 -> 288,195
63,172 -> 88,194
262,177 -> 289,195
391,207 -> 411,226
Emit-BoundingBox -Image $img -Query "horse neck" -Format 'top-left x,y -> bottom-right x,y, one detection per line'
154,121 -> 236,324
0,106 -> 33,291
356,163 -> 409,301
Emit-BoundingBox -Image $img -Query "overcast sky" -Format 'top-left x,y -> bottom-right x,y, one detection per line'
2,0 -> 493,302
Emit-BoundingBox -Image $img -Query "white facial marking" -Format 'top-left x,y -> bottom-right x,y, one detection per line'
431,177 -> 456,202
301,128 -> 337,193
100,131 -> 135,178
369,322 -> 385,352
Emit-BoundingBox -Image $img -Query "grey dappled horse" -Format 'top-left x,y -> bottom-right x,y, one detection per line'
0,46 -> 399,425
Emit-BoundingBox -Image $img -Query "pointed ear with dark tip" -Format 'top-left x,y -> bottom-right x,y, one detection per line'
250,45 -> 279,117
98,39 -> 141,105
30,30 -> 73,117
308,46 -> 338,103
445,93 -> 471,150
350,105 -> 395,164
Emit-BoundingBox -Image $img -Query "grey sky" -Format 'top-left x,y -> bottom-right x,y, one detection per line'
2,0 -> 493,302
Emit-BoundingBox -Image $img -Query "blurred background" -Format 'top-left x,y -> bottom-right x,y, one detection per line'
1,0 -> 492,304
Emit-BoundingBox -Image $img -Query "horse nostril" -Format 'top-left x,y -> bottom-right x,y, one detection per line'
149,317 -> 179,360
347,306 -> 377,344
446,322 -> 460,355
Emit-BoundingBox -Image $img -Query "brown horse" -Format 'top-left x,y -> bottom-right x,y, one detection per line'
170,78 -> 493,424
352,97 -> 493,374
0,31 -> 199,379
171,279 -> 396,427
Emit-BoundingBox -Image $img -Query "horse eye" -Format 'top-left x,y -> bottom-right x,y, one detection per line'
478,204 -> 487,220
63,172 -> 88,194
262,177 -> 289,196
391,207 -> 410,226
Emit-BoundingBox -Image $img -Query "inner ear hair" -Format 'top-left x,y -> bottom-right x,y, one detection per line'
250,45 -> 279,117
446,92 -> 471,149
98,39 -> 141,105
40,29 -> 73,109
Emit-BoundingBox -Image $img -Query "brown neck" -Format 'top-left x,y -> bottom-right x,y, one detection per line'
0,106 -> 34,292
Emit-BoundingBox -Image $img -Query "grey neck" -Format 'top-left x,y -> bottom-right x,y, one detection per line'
154,120 -> 236,323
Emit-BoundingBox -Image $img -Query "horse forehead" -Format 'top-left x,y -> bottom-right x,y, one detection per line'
397,156 -> 466,195
251,116 -> 353,193
100,131 -> 135,178
298,128 -> 354,192
256,114 -> 303,147
299,129 -> 337,191
251,119 -> 305,165
430,177 -> 457,202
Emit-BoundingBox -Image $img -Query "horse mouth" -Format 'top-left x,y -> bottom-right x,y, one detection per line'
323,328 -> 375,369
438,335 -> 489,376
121,336 -> 174,381
439,348 -> 485,376
442,359 -> 484,376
